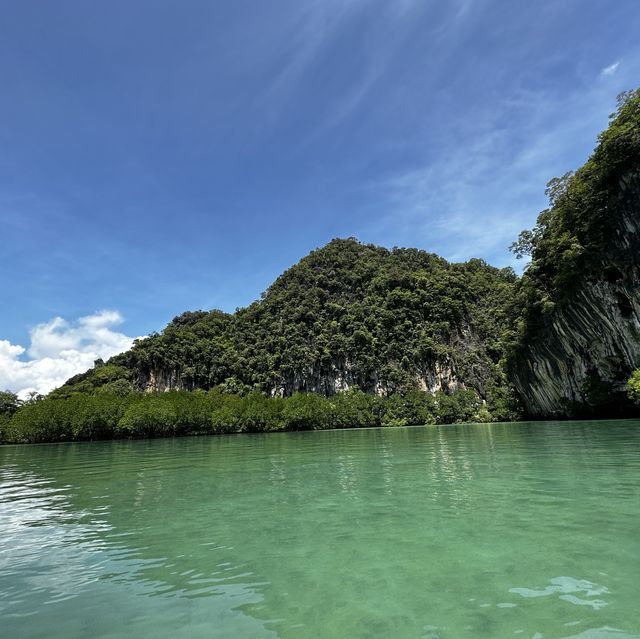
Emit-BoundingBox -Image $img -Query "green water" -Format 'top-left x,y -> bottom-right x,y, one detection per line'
1,421 -> 639,639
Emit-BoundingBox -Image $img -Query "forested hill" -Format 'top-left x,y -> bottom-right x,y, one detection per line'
57,240 -> 519,419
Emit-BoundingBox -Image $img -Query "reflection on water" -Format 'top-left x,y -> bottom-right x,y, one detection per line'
1,421 -> 640,638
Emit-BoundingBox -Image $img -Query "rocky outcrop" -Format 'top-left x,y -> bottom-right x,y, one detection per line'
511,178 -> 640,417
137,356 -> 466,398
108,239 -> 514,405
141,368 -> 184,393
511,275 -> 640,416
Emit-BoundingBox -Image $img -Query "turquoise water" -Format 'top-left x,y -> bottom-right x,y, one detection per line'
1,421 -> 639,639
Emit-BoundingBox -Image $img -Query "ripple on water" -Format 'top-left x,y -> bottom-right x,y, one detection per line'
1,421 -> 640,639
510,576 -> 610,609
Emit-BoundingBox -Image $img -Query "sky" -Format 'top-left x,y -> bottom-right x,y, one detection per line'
1,0 -> 640,396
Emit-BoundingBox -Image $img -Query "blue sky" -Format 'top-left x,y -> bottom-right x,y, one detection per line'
1,0 -> 640,394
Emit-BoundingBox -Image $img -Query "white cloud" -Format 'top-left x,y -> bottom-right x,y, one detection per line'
0,311 -> 135,398
601,61 -> 620,76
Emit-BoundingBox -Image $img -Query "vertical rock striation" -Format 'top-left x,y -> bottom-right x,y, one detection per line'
510,170 -> 640,416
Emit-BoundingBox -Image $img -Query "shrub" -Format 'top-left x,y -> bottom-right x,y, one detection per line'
626,369 -> 640,404
2,384 -> 507,444
6,398 -> 73,443
117,398 -> 178,437
381,390 -> 435,426
434,389 -> 482,424
281,393 -> 330,430
329,390 -> 381,429
70,395 -> 127,440
210,395 -> 245,433
237,393 -> 285,432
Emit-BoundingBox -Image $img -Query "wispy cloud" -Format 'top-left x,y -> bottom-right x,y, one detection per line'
601,61 -> 620,76
255,0 -> 373,126
288,0 -> 479,154
365,129 -> 536,267
0,310 -> 136,397
361,82 -> 626,268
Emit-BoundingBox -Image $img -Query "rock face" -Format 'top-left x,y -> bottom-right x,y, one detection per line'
132,311 -> 488,401
510,177 -> 640,417
262,361 -> 462,398
511,275 -> 640,416
53,90 -> 640,420
138,345 -> 467,397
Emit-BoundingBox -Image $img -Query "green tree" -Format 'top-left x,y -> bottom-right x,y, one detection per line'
626,370 -> 640,404
434,389 -> 482,424
330,389 -> 381,429
117,398 -> 178,437
5,398 -> 73,443
210,395 -> 245,433
381,390 -> 435,427
281,393 -> 330,430
0,390 -> 21,416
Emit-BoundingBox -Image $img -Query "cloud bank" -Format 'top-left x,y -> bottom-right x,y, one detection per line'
0,311 -> 135,398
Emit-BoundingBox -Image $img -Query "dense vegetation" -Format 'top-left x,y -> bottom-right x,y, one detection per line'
54,239 -> 519,419
2,388 -> 489,444
627,370 -> 640,404
2,242 -> 521,445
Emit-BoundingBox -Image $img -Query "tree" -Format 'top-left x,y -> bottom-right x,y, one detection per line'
544,171 -> 574,207
281,393 -> 330,430
0,390 -> 21,415
509,228 -> 537,260
626,370 -> 640,404
24,391 -> 45,404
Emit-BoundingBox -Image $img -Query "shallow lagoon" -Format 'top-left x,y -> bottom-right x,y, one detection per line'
1,420 -> 639,638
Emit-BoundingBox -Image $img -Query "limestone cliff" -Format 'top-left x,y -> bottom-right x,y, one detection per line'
509,90 -> 640,416
511,264 -> 640,416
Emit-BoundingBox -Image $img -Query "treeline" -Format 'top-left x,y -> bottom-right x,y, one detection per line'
1,387 -> 498,444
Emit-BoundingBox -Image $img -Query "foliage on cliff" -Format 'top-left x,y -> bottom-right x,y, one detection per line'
55,239 -> 519,419
627,370 -> 640,404
510,88 -> 640,342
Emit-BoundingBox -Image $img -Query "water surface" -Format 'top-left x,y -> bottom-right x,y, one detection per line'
1,420 -> 639,638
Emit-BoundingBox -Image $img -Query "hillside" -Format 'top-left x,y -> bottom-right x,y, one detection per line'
57,240 -> 519,419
